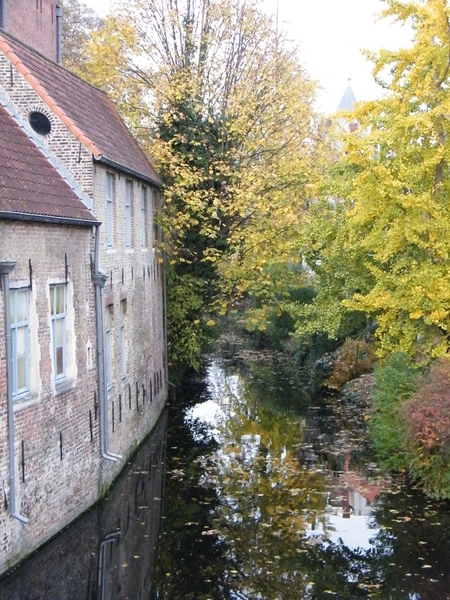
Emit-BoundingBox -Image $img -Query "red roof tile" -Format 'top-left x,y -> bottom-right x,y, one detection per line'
0,32 -> 163,187
0,104 -> 97,224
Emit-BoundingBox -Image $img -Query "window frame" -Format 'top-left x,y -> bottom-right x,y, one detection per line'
125,179 -> 133,248
50,283 -> 66,383
151,189 -> 157,249
106,172 -> 115,248
120,300 -> 126,377
104,305 -> 113,389
141,185 -> 148,248
10,287 -> 29,399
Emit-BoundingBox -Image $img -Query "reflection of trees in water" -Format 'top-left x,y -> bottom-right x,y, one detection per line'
156,356 -> 450,600
155,374 -> 229,600
367,485 -> 450,600
302,484 -> 450,600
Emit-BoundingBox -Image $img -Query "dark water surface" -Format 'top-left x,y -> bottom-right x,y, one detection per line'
1,347 -> 450,599
157,349 -> 450,600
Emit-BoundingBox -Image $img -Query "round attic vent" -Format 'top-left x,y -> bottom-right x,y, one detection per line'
29,111 -> 52,135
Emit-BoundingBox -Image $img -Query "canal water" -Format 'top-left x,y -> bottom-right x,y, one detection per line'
1,344 -> 450,599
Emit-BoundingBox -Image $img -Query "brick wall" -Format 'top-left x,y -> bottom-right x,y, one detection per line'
0,20 -> 167,573
0,51 -> 94,201
0,221 -> 99,568
0,214 -> 167,573
94,166 -> 167,489
4,0 -> 57,62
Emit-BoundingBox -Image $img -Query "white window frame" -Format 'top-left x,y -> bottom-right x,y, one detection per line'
106,173 -> 114,248
125,179 -> 132,248
120,300 -> 126,377
50,284 -> 66,382
104,305 -> 112,389
10,288 -> 29,399
141,185 -> 147,248
151,189 -> 157,249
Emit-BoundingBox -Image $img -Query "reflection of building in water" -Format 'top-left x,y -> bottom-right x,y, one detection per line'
338,488 -> 376,519
328,456 -> 382,519
0,413 -> 167,600
305,458 -> 385,550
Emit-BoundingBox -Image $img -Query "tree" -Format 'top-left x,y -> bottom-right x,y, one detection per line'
59,0 -> 102,72
78,0 -> 324,370
338,0 -> 450,357
402,357 -> 450,498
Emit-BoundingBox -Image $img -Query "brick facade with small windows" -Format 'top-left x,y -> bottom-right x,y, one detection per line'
0,221 -> 98,565
0,7 -> 167,574
92,164 -> 167,484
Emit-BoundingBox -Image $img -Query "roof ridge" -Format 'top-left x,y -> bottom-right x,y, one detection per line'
0,33 -> 102,158
0,28 -> 112,98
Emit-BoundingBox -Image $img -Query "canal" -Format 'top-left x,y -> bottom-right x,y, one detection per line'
1,343 -> 450,599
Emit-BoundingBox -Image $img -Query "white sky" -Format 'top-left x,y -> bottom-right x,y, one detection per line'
83,0 -> 412,113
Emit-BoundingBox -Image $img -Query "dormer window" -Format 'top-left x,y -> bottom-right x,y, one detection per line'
29,111 -> 52,135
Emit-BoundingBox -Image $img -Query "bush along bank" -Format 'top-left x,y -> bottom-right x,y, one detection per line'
327,348 -> 450,500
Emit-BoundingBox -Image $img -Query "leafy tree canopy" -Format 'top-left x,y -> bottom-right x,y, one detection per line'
329,0 -> 450,357
74,0 -> 326,370
59,0 -> 102,71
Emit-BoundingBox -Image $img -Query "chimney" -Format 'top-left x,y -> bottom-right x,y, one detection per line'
56,5 -> 62,64
3,0 -> 59,62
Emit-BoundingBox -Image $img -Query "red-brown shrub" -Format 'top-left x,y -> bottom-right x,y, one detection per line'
402,358 -> 450,498
404,359 -> 450,451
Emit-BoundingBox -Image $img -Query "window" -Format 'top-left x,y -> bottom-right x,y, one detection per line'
120,300 -> 126,377
141,186 -> 148,248
151,189 -> 157,248
104,305 -> 112,389
29,111 -> 51,135
106,173 -> 115,247
50,284 -> 66,382
125,179 -> 132,248
10,289 -> 29,398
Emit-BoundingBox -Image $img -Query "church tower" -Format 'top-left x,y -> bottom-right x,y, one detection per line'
0,0 -> 61,63
336,79 -> 358,133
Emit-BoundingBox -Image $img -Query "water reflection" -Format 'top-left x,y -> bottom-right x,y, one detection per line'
157,352 -> 450,600
3,351 -> 449,600
0,412 -> 167,600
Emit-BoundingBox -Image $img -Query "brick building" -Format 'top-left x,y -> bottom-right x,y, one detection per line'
0,1 -> 168,573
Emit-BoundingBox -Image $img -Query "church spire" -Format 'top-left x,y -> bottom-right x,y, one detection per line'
337,78 -> 357,111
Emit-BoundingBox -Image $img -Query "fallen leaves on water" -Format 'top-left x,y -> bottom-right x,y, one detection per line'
202,529 -> 219,536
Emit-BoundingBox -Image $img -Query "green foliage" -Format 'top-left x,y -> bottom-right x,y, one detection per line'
370,353 -> 419,470
244,285 -> 315,347
402,358 -> 450,498
288,199 -> 374,344
341,0 -> 450,357
166,267 -> 210,373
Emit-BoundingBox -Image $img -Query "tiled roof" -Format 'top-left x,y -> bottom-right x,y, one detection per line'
0,32 -> 163,187
0,104 -> 97,224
